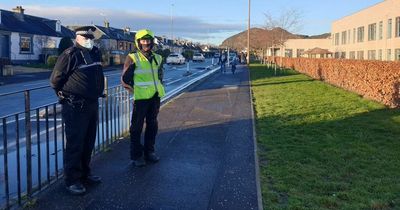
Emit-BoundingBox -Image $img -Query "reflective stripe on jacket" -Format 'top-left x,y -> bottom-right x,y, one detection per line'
128,52 -> 165,100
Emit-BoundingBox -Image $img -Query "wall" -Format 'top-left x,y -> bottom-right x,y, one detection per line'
267,56 -> 400,108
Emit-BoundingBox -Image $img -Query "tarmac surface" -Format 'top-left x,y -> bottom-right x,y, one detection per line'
27,65 -> 260,210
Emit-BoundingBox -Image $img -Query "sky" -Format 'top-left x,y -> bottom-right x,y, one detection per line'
0,0 -> 383,45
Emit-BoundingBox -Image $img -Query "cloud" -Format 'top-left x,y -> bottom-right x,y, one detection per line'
14,5 -> 244,44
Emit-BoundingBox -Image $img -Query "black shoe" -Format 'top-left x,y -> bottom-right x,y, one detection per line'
132,156 -> 146,167
83,175 -> 102,184
66,182 -> 86,195
145,152 -> 160,163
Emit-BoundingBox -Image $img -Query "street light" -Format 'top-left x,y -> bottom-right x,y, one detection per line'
170,3 -> 174,41
247,0 -> 251,65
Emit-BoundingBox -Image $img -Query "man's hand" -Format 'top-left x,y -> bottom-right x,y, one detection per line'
123,86 -> 134,93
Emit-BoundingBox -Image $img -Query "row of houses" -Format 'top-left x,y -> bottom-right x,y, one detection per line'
0,6 -> 208,65
267,0 -> 400,61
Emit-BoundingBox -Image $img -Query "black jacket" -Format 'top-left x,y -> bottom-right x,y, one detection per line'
50,45 -> 105,100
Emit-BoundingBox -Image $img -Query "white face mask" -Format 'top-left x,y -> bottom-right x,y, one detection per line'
81,39 -> 94,50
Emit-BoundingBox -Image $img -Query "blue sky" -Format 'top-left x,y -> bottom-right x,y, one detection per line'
0,0 -> 383,45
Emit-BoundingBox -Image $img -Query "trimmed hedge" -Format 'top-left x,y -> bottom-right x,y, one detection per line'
266,57 -> 400,108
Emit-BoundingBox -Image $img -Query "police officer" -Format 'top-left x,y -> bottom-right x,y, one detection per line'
121,29 -> 165,167
50,26 -> 104,195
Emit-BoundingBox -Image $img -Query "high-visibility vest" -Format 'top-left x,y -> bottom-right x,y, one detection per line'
128,52 -> 165,100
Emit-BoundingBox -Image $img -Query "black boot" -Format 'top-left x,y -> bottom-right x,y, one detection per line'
145,152 -> 160,163
66,182 -> 86,195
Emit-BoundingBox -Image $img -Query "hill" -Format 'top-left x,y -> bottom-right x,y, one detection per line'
221,28 -> 329,51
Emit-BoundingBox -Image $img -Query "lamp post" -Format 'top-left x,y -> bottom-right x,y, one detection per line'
170,3 -> 174,41
247,0 -> 251,65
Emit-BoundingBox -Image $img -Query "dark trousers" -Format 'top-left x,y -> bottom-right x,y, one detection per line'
62,100 -> 98,186
130,94 -> 160,160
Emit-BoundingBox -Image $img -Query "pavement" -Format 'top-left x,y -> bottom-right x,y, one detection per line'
26,65 -> 261,210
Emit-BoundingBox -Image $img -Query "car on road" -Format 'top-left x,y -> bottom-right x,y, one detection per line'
192,53 -> 205,62
166,53 -> 186,65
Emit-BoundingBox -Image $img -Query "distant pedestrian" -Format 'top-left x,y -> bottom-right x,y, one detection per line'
231,56 -> 237,74
50,25 -> 104,195
121,29 -> 165,167
220,53 -> 227,73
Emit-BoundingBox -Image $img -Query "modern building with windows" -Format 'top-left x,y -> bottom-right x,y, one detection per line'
332,0 -> 400,61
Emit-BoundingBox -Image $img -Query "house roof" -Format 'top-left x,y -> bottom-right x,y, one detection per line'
0,9 -> 75,38
94,25 -> 135,42
303,47 -> 333,55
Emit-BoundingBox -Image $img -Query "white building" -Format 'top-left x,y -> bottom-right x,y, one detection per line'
0,6 -> 74,64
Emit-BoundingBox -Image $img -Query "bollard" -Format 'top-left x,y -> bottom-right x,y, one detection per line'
212,58 -> 214,65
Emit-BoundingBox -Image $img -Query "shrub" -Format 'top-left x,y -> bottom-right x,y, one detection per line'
47,56 -> 58,67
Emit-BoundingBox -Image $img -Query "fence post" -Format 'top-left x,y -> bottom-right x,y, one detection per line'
104,77 -> 109,146
24,90 -> 32,198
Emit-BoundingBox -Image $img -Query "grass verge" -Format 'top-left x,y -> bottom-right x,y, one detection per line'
250,64 -> 400,210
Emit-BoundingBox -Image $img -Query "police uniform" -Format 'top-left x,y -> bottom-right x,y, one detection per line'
50,26 -> 104,193
121,29 -> 164,166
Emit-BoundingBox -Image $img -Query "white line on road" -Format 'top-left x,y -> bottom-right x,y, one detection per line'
165,78 -> 184,86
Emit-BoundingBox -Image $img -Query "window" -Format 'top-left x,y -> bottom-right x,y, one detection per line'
296,49 -> 304,57
387,49 -> 392,61
357,26 -> 364,42
353,28 -> 356,43
285,49 -> 293,58
20,35 -> 32,54
341,31 -> 347,45
379,21 -> 383,40
357,51 -> 364,60
395,49 -> 400,61
340,52 -> 346,59
368,50 -> 376,60
334,52 -> 340,59
387,19 -> 392,39
349,51 -> 355,59
378,49 -> 382,60
335,32 -> 340,45
348,30 -> 351,44
396,17 -> 400,37
368,23 -> 376,41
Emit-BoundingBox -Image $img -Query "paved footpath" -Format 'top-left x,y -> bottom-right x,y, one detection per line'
28,65 -> 261,210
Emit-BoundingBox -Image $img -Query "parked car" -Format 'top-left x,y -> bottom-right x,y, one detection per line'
166,53 -> 186,65
192,53 -> 205,62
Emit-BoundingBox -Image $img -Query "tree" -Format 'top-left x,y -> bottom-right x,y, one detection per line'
264,8 -> 303,73
58,37 -> 74,55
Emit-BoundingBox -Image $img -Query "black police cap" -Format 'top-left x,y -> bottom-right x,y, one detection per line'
74,26 -> 96,39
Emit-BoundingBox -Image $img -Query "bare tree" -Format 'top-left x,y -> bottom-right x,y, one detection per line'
264,8 -> 303,73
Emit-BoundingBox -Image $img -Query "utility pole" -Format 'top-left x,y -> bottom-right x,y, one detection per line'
170,3 -> 174,41
247,0 -> 251,65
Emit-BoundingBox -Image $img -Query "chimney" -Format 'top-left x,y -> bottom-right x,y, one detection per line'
56,20 -> 61,32
104,20 -> 109,28
12,6 -> 25,14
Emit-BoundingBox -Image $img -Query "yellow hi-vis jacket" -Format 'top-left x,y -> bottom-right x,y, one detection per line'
128,52 -> 165,100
